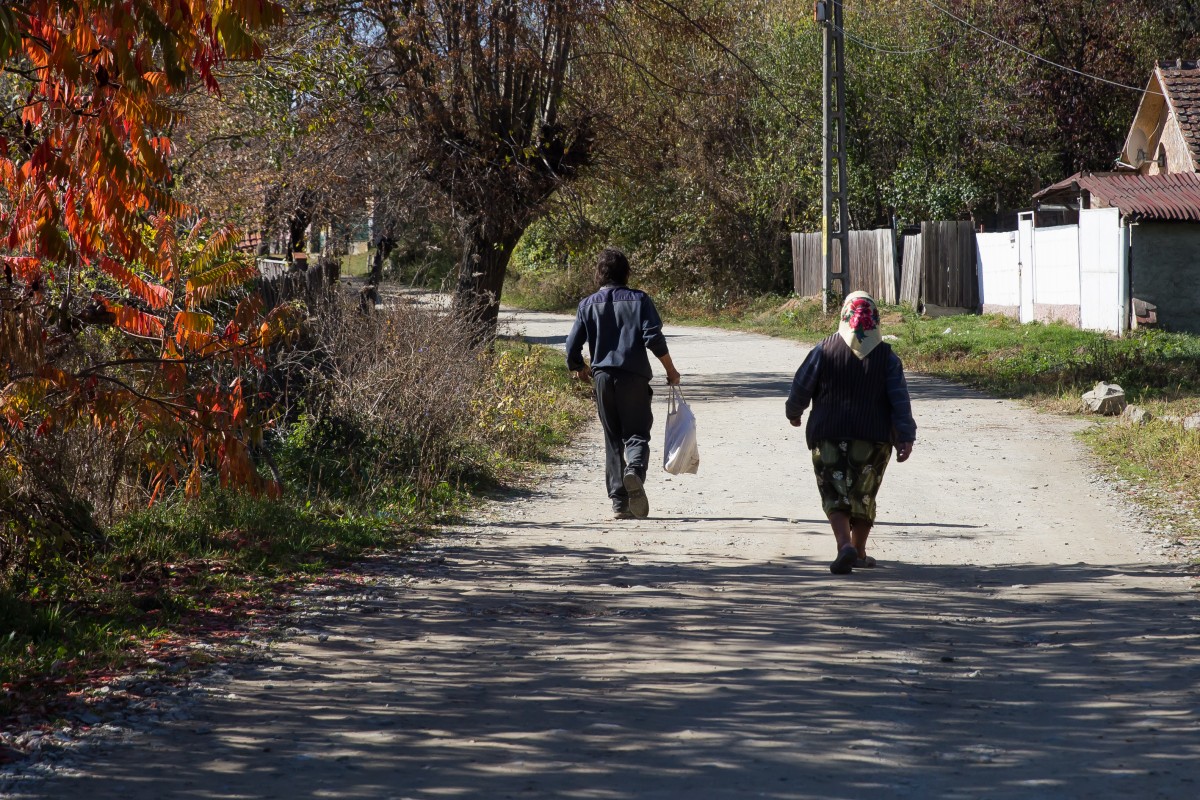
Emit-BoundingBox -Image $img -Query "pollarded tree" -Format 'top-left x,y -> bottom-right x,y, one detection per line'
363,0 -> 598,330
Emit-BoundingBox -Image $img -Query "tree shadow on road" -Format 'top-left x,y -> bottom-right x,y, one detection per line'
42,535 -> 1200,800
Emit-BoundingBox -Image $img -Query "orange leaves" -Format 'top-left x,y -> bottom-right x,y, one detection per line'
151,213 -> 179,283
173,310 -> 216,352
98,257 -> 173,309
0,0 -> 279,289
2,257 -> 43,284
0,1 -> 287,503
110,304 -> 166,339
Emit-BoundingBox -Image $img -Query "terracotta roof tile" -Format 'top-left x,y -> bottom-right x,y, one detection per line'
1157,60 -> 1200,168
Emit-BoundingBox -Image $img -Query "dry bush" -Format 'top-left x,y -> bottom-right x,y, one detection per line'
0,331 -> 163,586
0,430 -> 110,589
276,294 -> 494,500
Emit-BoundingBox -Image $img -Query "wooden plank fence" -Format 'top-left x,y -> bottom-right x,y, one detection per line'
256,256 -> 341,309
790,232 -> 824,297
899,234 -> 923,308
790,228 -> 898,303
919,220 -> 979,310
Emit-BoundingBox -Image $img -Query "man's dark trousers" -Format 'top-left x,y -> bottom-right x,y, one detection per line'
593,368 -> 653,508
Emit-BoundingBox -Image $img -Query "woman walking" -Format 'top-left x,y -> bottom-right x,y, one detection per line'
785,292 -> 917,574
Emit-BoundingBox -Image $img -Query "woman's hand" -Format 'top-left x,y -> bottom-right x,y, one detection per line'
788,416 -> 802,428
896,441 -> 914,462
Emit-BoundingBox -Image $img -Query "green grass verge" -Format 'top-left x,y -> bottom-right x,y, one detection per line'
341,250 -> 373,278
665,294 -> 1200,400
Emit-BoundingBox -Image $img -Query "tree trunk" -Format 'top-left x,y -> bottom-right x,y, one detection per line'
453,219 -> 523,337
287,195 -> 312,269
368,230 -> 396,287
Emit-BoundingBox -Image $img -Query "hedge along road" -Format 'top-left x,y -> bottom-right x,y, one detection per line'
16,308 -> 1200,800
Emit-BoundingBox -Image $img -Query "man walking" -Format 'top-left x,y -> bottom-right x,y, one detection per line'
566,248 -> 681,519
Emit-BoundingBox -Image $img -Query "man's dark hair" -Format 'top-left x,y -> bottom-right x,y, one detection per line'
595,247 -> 630,287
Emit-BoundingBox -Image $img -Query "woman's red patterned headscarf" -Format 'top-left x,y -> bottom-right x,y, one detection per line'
837,291 -> 883,359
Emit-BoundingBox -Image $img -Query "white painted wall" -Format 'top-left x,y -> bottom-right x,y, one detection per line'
975,212 -> 1127,333
1019,213 -> 1034,322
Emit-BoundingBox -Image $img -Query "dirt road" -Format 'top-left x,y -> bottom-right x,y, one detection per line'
9,310 -> 1200,799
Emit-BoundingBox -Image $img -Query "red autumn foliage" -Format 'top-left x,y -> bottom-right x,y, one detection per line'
0,2 -> 289,504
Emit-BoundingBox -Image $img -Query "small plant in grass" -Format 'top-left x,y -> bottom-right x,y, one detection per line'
475,345 -> 592,467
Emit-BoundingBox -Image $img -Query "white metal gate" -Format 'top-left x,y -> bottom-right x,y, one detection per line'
1078,208 -> 1123,334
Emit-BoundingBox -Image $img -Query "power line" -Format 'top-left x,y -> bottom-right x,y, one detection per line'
838,25 -> 954,56
918,0 -> 1159,96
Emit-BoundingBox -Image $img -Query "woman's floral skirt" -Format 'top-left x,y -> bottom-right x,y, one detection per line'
811,439 -> 893,522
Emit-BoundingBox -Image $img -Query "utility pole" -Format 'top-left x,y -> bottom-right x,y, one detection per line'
817,0 -> 850,313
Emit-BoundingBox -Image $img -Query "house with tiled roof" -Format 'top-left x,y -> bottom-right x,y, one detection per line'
1035,61 -> 1200,223
1120,59 -> 1200,175
1008,60 -> 1200,335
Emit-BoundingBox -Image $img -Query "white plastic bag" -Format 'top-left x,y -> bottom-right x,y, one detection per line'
663,386 -> 700,475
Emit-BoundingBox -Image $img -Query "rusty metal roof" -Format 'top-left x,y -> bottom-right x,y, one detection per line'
1033,171 -> 1200,221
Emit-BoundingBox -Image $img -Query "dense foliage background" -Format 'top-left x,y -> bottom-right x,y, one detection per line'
503,0 -> 1200,301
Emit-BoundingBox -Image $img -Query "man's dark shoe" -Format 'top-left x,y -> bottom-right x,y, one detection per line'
613,509 -> 635,520
622,470 -> 649,518
830,545 -> 857,575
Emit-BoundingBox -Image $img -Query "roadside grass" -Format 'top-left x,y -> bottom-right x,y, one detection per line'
479,342 -> 594,470
0,341 -> 591,722
341,250 -> 372,278
670,294 -> 1200,395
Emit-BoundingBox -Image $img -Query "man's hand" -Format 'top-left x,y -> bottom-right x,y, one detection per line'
658,353 -> 681,385
788,416 -> 803,428
572,366 -> 592,381
896,441 -> 914,462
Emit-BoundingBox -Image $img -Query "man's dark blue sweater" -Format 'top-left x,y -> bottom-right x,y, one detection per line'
566,285 -> 669,379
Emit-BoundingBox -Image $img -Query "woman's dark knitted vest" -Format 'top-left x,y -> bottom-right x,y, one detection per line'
804,333 -> 894,449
